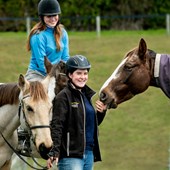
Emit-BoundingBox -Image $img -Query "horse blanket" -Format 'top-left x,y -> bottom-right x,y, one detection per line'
154,53 -> 170,98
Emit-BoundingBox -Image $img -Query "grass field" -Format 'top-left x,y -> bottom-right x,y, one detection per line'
1,30 -> 170,170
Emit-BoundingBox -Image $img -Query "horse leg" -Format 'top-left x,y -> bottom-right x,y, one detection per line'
1,159 -> 12,170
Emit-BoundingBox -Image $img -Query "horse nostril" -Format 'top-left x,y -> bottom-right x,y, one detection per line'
100,92 -> 107,102
39,143 -> 52,160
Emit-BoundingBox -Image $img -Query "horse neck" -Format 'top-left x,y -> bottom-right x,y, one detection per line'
0,83 -> 20,137
0,104 -> 20,138
147,49 -> 158,87
0,83 -> 20,106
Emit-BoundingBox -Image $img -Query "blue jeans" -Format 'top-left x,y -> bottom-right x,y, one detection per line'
25,69 -> 45,81
58,150 -> 94,170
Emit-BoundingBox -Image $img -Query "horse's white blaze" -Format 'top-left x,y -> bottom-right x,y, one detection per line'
99,58 -> 127,93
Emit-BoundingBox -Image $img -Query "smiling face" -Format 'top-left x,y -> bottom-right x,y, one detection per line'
69,69 -> 88,89
44,14 -> 59,27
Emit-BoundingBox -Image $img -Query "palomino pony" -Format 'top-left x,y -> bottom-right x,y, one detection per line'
99,38 -> 170,108
0,59 -> 67,170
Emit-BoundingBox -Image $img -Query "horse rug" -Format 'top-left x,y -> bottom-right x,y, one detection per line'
154,53 -> 170,98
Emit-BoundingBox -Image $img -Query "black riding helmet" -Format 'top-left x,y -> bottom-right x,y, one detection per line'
38,0 -> 61,16
66,55 -> 91,75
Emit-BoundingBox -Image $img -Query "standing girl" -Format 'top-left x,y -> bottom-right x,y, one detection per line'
47,55 -> 107,170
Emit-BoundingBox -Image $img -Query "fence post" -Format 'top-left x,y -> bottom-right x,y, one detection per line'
166,14 -> 170,35
96,16 -> 101,38
26,16 -> 31,36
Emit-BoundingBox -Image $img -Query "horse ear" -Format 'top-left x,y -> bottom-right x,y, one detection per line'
18,74 -> 30,91
60,61 -> 67,74
44,57 -> 53,74
138,38 -> 147,61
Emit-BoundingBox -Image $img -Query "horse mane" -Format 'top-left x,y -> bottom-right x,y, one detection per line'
0,83 -> 20,106
124,47 -> 156,59
147,49 -> 156,59
124,47 -> 138,58
29,81 -> 48,101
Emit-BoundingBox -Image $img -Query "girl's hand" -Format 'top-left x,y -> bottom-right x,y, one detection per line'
95,100 -> 107,112
47,157 -> 58,169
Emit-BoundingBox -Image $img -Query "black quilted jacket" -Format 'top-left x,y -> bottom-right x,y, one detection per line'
50,81 -> 106,162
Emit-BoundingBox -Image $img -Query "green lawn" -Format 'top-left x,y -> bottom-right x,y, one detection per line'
1,30 -> 170,170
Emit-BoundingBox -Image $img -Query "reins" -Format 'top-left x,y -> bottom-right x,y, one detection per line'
0,130 -> 48,170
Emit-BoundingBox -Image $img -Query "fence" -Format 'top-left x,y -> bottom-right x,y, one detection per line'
1,14 -> 170,37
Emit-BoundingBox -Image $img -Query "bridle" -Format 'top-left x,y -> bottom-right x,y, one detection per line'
11,94 -> 51,170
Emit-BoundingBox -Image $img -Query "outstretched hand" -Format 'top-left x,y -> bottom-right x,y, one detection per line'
95,100 -> 107,113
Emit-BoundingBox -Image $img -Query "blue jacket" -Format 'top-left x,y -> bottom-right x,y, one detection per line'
28,26 -> 70,76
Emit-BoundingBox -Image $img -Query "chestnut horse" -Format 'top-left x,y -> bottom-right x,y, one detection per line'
0,59 -> 67,170
99,38 -> 170,109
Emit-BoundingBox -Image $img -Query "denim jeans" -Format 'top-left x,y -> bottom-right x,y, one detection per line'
25,69 -> 45,81
58,150 -> 94,170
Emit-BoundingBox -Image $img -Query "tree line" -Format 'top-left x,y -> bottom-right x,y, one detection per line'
0,0 -> 170,31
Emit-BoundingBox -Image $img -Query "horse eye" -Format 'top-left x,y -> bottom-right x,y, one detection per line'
124,65 -> 132,71
26,106 -> 33,112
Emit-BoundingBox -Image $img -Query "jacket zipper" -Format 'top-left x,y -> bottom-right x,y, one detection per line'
67,132 -> 70,156
80,94 -> 86,154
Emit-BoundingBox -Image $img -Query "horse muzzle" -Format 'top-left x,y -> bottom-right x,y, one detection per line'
100,92 -> 117,109
39,143 -> 52,160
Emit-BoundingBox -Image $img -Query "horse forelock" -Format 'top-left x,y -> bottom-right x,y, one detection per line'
124,47 -> 139,58
28,81 -> 48,101
0,83 -> 20,106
